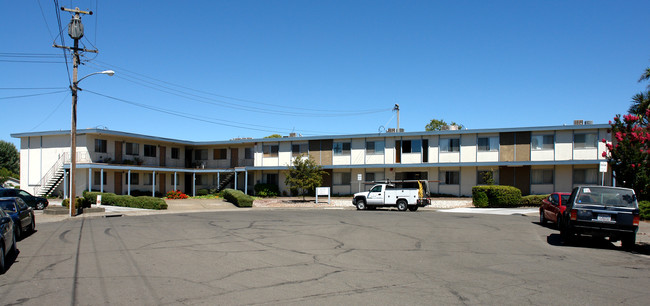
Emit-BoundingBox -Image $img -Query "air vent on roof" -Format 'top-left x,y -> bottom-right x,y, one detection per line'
584,120 -> 593,125
573,120 -> 584,125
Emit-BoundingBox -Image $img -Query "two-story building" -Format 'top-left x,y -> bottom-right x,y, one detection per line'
11,123 -> 611,198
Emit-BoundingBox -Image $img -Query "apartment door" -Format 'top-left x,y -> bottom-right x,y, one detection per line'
158,173 -> 166,195
395,141 -> 402,163
230,148 -> 238,167
159,146 -> 166,166
114,172 -> 123,195
115,141 -> 123,163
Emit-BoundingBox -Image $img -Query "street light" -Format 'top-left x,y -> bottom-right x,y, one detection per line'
69,69 -> 114,216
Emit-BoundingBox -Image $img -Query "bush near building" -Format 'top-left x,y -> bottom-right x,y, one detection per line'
222,188 -> 253,207
82,191 -> 167,210
519,194 -> 549,207
254,183 -> 279,197
640,201 -> 650,220
472,185 -> 522,208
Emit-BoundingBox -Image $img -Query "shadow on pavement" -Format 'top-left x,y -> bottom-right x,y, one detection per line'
547,233 -> 650,255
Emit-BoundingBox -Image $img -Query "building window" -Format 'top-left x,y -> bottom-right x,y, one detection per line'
143,173 -> 153,185
334,172 -> 351,185
442,171 -> 460,185
401,140 -> 422,153
292,143 -> 308,157
531,169 -> 554,184
263,145 -> 279,157
244,148 -> 253,159
214,148 -> 227,160
478,137 -> 499,151
574,133 -> 597,149
531,135 -> 554,150
93,171 -> 107,185
171,147 -> 180,159
130,173 -> 139,185
125,142 -> 139,155
366,141 -> 385,154
476,170 -> 495,185
194,149 -> 207,160
440,139 -> 460,152
264,173 -> 279,185
364,172 -> 385,182
333,142 -> 351,156
144,145 -> 156,157
95,139 -> 107,153
573,168 -> 598,184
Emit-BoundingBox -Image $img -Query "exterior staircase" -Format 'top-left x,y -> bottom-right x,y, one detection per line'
35,153 -> 67,197
217,172 -> 235,192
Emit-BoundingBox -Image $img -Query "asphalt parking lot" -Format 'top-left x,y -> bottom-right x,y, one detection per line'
2,202 -> 649,305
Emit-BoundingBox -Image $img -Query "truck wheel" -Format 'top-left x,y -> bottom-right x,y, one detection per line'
539,209 -> 547,225
622,234 -> 636,250
356,199 -> 367,210
397,200 -> 407,211
408,206 -> 418,211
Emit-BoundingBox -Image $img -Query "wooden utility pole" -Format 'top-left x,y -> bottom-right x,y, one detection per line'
54,7 -> 97,216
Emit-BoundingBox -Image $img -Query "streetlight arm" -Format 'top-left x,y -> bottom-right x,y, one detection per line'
76,70 -> 115,84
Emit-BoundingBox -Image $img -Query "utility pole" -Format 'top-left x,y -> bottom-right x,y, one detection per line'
393,104 -> 400,132
54,7 -> 97,216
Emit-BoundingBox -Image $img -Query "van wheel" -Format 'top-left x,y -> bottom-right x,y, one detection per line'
36,202 -> 45,210
356,199 -> 367,210
397,200 -> 408,211
622,234 -> 636,250
408,206 -> 418,211
0,243 -> 5,274
539,209 -> 547,225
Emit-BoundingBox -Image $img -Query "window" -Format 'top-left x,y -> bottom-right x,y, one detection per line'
440,139 -> 460,152
443,171 -> 460,184
478,137 -> 499,151
477,170 -> 495,185
125,142 -> 139,155
244,148 -> 253,159
95,139 -> 107,153
171,147 -> 180,159
192,149 -> 207,160
265,173 -> 278,185
263,145 -> 279,157
531,135 -> 554,150
366,141 -> 385,154
144,173 -> 153,185
574,133 -> 597,149
144,144 -> 156,157
334,172 -> 351,185
531,169 -> 554,184
130,173 -> 139,185
573,168 -> 598,184
292,143 -> 308,157
214,148 -> 227,160
93,171 -> 107,185
365,172 -> 385,182
333,142 -> 351,155
401,140 -> 422,153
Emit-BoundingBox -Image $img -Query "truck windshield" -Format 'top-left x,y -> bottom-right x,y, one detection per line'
576,187 -> 637,208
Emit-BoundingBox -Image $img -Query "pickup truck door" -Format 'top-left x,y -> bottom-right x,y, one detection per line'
366,185 -> 384,205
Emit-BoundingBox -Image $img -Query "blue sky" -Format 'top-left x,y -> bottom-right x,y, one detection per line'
2,0 -> 650,148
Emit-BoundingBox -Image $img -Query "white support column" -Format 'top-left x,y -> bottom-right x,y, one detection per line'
234,171 -> 238,191
63,169 -> 68,199
217,172 -> 220,190
245,170 -> 248,194
100,168 -> 104,193
127,169 -> 131,195
88,168 -> 92,192
174,172 -> 177,191
152,170 -> 156,197
193,172 -> 196,197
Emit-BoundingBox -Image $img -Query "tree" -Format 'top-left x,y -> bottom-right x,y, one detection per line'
425,119 -> 464,131
0,140 -> 19,177
285,154 -> 328,201
603,67 -> 650,200
264,134 -> 282,138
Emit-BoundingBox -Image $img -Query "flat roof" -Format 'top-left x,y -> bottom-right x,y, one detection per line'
11,123 -> 609,145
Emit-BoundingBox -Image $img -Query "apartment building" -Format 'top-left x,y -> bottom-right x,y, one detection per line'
11,123 -> 611,198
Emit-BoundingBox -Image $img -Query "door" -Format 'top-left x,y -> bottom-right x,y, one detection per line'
395,141 -> 401,163
230,148 -> 238,168
114,172 -> 123,195
158,173 -> 166,195
366,185 -> 385,205
115,141 -> 123,163
159,146 -> 166,166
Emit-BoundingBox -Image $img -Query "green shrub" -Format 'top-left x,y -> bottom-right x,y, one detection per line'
472,185 -> 522,208
75,192 -> 167,210
62,197 -> 89,208
254,183 -> 279,197
197,189 -> 209,196
640,201 -> 650,220
520,194 -> 549,207
222,188 -> 253,207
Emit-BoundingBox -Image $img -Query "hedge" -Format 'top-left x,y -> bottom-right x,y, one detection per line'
640,201 -> 650,220
254,183 -> 279,197
519,194 -> 549,207
222,188 -> 253,207
472,185 -> 522,208
81,191 -> 167,210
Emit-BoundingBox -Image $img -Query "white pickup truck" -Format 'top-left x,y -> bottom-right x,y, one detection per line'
352,181 -> 431,211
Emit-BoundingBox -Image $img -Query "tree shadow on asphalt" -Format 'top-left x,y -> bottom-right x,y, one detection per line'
546,233 -> 650,255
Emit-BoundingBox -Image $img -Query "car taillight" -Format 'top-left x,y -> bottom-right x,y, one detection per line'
633,215 -> 640,226
570,209 -> 577,221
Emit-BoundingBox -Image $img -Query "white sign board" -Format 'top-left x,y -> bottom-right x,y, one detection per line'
357,174 -> 362,181
315,187 -> 330,204
599,161 -> 608,173
96,195 -> 102,205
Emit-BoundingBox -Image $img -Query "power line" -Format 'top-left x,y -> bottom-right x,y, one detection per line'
36,0 -> 55,41
0,87 -> 67,90
0,90 -> 69,100
30,92 -> 70,131
53,0 -> 72,86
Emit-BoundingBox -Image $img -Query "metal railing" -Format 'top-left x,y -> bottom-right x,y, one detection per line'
35,153 -> 67,196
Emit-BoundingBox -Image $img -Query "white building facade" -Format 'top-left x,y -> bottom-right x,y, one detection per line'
11,124 -> 612,198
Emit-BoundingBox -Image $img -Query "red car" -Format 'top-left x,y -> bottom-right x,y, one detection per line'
540,192 -> 571,226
